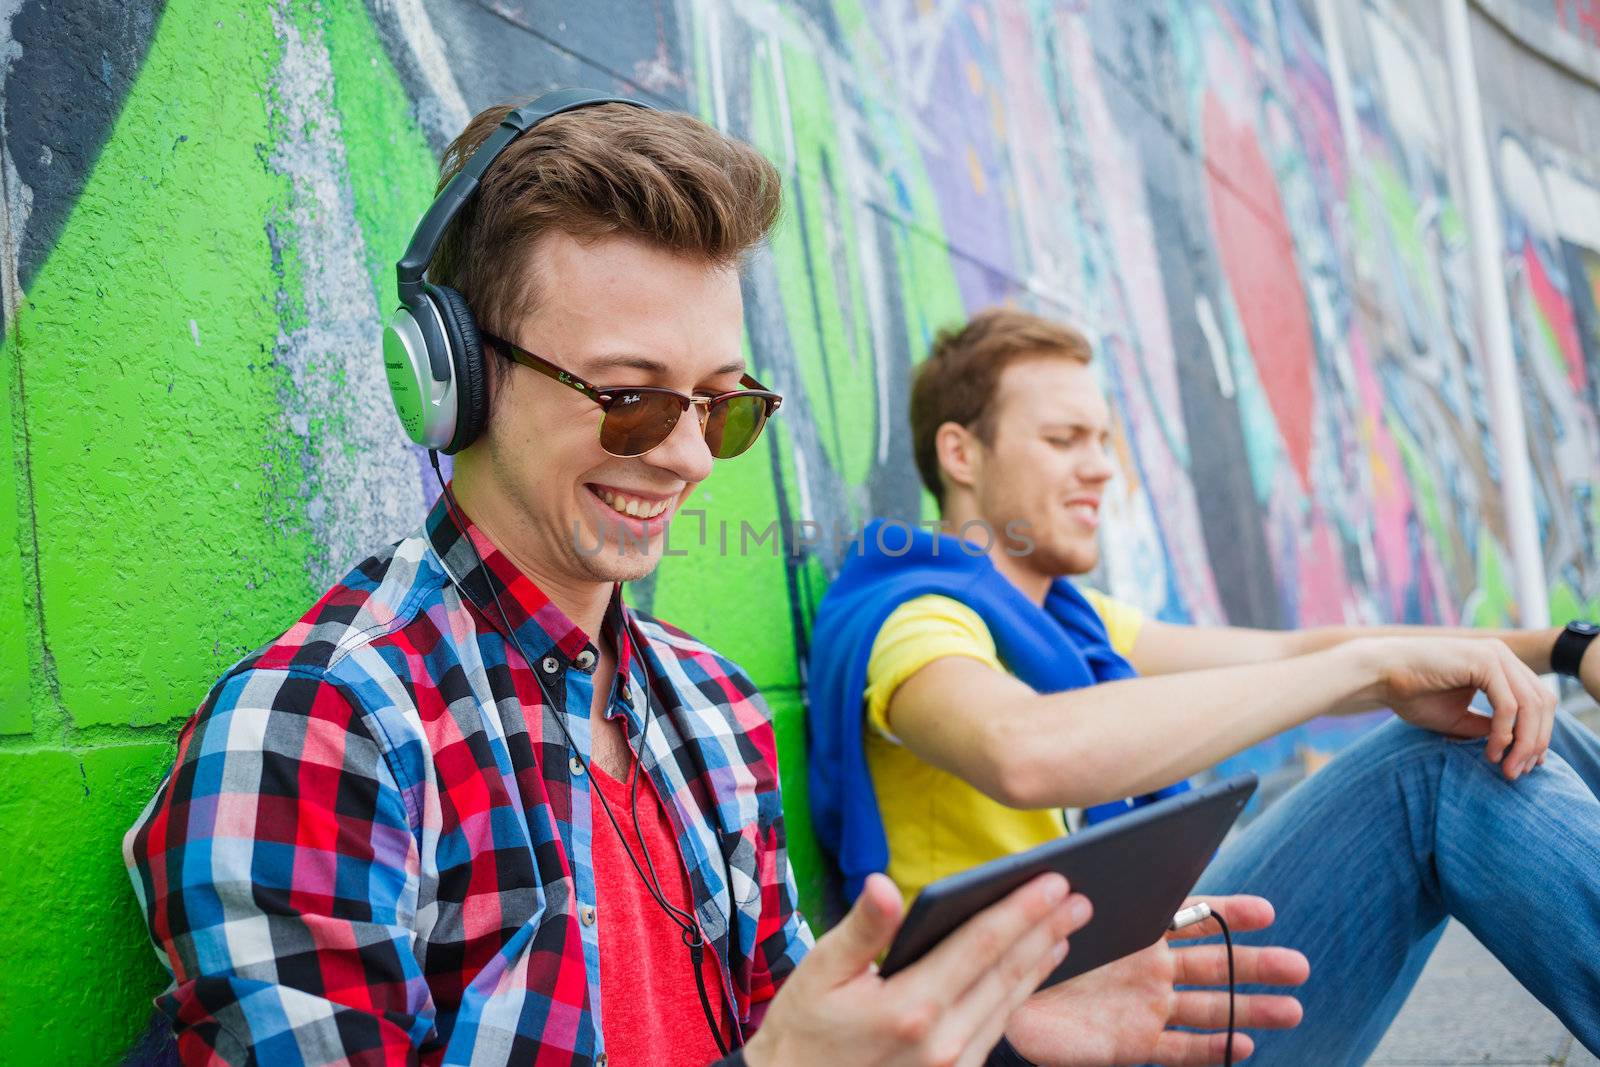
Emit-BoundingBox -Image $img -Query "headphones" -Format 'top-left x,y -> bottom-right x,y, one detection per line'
381,88 -> 654,454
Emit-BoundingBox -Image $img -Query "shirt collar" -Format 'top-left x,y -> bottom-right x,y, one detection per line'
426,488 -> 632,675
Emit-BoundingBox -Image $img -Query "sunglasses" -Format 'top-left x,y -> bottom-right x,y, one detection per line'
481,332 -> 783,459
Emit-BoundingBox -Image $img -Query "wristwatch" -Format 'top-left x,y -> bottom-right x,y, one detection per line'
1552,621 -> 1600,678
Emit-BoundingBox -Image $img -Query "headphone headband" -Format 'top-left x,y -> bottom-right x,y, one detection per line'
382,88 -> 655,453
395,89 -> 652,304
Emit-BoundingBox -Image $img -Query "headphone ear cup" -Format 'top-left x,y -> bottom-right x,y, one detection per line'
429,284 -> 489,454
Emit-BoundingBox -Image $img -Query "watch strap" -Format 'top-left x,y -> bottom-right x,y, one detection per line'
1552,622 -> 1600,678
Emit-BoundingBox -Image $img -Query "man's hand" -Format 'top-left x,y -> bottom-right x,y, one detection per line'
743,872 -> 1092,1067
1003,896 -> 1308,1066
1348,636 -> 1556,779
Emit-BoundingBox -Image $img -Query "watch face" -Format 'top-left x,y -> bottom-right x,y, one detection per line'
1574,622 -> 1600,637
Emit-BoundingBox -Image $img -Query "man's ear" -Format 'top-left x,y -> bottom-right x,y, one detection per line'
934,421 -> 981,496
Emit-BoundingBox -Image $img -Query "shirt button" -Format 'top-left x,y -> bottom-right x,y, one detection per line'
540,655 -> 560,674
575,648 -> 596,670
581,904 -> 597,926
568,755 -> 585,776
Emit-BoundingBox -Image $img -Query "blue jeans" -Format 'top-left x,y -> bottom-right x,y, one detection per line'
1192,711 -> 1600,1064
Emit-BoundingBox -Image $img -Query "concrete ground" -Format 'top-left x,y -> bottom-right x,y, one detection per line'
1373,921 -> 1595,1066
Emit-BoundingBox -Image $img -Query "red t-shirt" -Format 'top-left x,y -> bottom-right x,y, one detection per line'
591,758 -> 732,1065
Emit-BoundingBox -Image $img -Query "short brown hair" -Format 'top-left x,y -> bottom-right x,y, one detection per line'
910,308 -> 1093,507
429,100 -> 781,351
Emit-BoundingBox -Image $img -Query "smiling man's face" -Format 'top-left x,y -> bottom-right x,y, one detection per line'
971,356 -> 1116,578
459,230 -> 747,586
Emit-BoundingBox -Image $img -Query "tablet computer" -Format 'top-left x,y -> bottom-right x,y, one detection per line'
878,772 -> 1257,988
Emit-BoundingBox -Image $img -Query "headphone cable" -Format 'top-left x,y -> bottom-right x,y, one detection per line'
1169,902 -> 1237,1067
428,453 -> 732,1056
1216,910 -> 1235,1067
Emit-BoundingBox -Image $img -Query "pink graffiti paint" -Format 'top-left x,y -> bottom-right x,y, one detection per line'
1556,0 -> 1600,47
1348,331 -> 1414,611
1522,236 -> 1588,392
1298,508 -> 1352,626
1203,89 -> 1317,488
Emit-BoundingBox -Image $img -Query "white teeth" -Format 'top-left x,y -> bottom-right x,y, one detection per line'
596,488 -> 670,520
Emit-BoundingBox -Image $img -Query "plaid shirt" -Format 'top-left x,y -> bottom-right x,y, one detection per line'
124,494 -> 812,1066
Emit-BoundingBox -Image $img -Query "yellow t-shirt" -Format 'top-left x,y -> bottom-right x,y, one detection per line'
863,589 -> 1144,902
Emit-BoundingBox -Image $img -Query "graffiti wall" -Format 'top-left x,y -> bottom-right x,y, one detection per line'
1471,0 -> 1600,629
2,0 -> 1597,1061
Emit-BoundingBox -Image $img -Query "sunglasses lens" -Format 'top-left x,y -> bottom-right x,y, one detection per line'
600,392 -> 683,457
705,394 -> 771,459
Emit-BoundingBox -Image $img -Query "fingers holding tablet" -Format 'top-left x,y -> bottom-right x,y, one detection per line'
905,874 -> 1093,1057
745,872 -> 1093,1067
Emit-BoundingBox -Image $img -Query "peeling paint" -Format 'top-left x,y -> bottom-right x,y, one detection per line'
267,0 -> 425,586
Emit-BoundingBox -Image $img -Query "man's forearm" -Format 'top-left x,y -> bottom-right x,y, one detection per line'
899,623 -> 1561,811
1284,625 -> 1561,675
996,644 -> 1386,808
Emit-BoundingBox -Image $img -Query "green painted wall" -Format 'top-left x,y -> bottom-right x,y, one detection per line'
2,3 -> 311,1058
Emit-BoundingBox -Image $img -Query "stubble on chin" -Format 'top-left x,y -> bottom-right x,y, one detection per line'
566,530 -> 665,585
1033,538 -> 1099,579
582,550 -> 663,585
1061,545 -> 1100,577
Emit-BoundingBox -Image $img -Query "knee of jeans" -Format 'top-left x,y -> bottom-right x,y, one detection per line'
1436,726 -> 1490,753
1364,715 -> 1479,752
1341,717 -> 1486,783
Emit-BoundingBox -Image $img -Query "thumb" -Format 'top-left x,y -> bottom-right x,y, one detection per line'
807,873 -> 905,984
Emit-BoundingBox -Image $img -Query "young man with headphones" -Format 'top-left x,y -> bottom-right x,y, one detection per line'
124,92 -> 1307,1066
